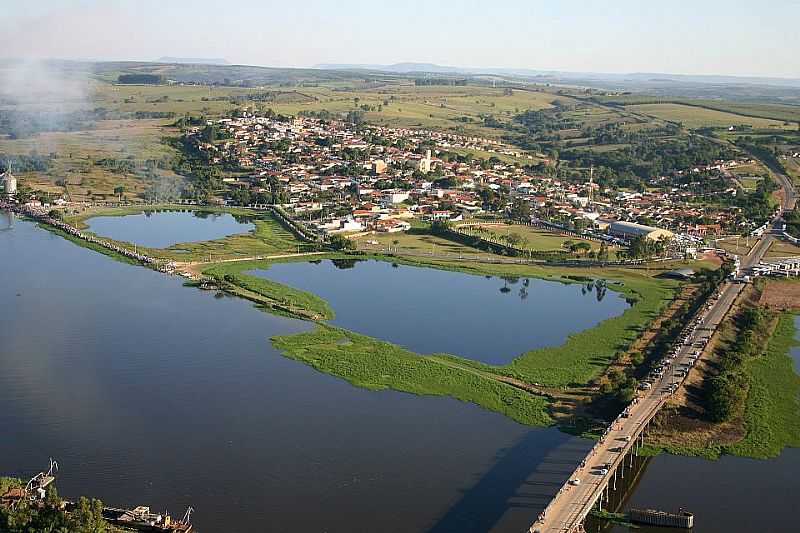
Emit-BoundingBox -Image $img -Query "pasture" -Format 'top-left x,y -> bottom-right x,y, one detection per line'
628,103 -> 789,129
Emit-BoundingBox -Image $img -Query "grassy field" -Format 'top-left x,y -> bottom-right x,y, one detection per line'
205,259 -> 334,320
465,223 -> 603,252
353,229 -> 498,256
0,119 -> 180,201
785,156 -> 800,184
726,312 -> 800,458
261,83 -> 571,138
628,103 -> 790,129
272,324 -> 552,426
598,96 -> 800,124
767,239 -> 800,258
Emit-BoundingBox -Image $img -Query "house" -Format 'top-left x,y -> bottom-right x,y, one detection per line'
375,219 -> 411,233
372,159 -> 388,174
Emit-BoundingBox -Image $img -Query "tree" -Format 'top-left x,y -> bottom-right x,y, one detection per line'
113,185 -> 125,201
506,232 -> 523,248
67,496 -> 109,532
573,241 -> 592,255
328,234 -> 355,251
597,241 -> 610,262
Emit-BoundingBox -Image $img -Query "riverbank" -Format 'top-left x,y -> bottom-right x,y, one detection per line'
202,253 -> 677,428
644,282 -> 800,460
60,204 -> 304,263
271,325 -> 552,426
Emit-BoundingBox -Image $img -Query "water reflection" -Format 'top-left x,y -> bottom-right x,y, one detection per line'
253,259 -> 629,364
0,209 -> 14,231
1,217 -> 581,533
84,210 -> 255,248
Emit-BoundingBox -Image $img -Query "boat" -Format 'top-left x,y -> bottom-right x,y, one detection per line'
102,505 -> 193,532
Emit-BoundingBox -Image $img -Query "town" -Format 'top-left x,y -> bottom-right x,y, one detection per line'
2,6 -> 800,531
163,110 -> 779,260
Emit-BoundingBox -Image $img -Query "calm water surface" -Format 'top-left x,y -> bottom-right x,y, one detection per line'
84,210 -> 254,248
605,450 -> 800,533
1,214 -> 591,533
253,259 -> 629,364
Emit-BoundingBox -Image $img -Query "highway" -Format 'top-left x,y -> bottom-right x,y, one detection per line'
529,166 -> 796,533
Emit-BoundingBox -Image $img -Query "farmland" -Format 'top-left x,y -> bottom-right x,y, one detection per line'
627,103 -> 790,129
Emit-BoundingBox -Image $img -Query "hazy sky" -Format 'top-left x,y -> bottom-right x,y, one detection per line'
2,0 -> 799,78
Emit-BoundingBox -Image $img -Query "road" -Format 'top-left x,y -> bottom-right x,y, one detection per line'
530,165 -> 796,533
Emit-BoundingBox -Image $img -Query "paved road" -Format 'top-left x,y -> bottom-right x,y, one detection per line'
531,170 -> 795,533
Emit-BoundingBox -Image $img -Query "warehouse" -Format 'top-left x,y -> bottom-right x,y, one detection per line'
608,221 -> 674,241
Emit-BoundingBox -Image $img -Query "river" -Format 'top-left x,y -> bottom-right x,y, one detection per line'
0,214 -> 590,532
3,213 -> 798,533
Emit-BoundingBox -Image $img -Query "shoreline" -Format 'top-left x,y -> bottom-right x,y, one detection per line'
8,207 -> 797,460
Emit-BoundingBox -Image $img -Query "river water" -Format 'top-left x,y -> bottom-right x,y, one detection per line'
84,210 -> 254,248
252,259 -> 628,364
3,213 -> 798,533
0,215 -> 591,532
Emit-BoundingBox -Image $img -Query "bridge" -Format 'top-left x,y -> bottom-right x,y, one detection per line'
529,279 -> 742,532
530,167 -> 796,533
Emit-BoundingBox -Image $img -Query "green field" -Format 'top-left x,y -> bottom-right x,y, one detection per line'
597,96 -> 800,124
726,312 -> 800,458
628,103 -> 789,129
272,324 -> 552,426
465,223 -> 603,252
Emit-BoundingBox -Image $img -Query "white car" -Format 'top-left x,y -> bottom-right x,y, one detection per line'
569,478 -> 581,486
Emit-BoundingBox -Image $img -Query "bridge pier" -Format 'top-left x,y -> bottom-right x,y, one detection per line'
613,467 -> 617,490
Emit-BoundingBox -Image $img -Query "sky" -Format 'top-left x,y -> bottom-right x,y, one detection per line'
2,0 -> 799,78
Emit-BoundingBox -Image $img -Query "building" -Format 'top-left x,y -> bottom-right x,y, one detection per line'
608,221 -> 674,241
383,191 -> 410,205
418,150 -> 433,174
372,159 -> 387,174
1,171 -> 17,195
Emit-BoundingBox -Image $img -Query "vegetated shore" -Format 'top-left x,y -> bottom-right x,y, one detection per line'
28,209 -> 798,459
60,203 -> 305,263
645,281 -> 800,460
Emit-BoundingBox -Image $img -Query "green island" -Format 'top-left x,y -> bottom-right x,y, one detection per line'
200,241 -> 678,427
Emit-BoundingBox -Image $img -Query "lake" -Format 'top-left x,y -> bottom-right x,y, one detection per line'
252,259 -> 629,364
84,210 -> 255,248
0,214 -> 591,533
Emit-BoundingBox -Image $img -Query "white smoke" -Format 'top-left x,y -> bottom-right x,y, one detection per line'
0,59 -> 94,157
0,59 -> 92,112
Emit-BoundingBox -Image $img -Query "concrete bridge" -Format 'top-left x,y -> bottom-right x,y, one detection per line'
529,280 -> 742,532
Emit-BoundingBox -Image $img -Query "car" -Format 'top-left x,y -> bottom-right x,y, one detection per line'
600,468 -> 609,475
569,478 -> 581,486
